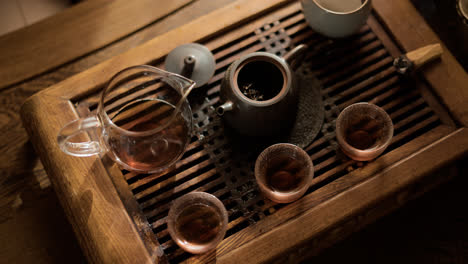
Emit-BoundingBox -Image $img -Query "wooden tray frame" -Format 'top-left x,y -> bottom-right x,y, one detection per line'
20,0 -> 468,263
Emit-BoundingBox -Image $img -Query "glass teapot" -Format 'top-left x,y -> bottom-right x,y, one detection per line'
57,65 -> 196,173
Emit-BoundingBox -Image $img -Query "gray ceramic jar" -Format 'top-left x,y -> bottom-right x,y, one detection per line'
301,0 -> 372,38
217,45 -> 307,137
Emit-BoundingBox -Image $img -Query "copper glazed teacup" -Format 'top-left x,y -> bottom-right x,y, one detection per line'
255,143 -> 314,203
336,102 -> 393,161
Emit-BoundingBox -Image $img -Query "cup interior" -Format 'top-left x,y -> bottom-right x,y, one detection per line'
167,192 -> 228,254
235,58 -> 286,101
255,143 -> 313,198
314,0 -> 366,13
336,103 -> 393,151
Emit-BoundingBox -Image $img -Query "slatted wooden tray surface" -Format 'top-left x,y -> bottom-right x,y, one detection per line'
20,0 -> 468,263
74,5 -> 455,262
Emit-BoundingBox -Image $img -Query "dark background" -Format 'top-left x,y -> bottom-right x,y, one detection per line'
410,0 -> 468,72
310,162 -> 468,264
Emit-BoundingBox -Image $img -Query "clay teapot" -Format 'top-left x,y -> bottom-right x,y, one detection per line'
217,44 -> 307,137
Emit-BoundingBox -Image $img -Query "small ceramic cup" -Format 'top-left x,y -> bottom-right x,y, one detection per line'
300,0 -> 372,38
167,192 -> 228,254
336,102 -> 393,161
255,143 -> 314,203
458,0 -> 468,20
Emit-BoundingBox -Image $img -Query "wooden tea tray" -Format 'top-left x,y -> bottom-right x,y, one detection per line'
20,0 -> 468,263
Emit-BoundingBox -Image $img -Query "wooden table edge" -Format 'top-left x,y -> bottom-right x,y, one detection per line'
20,95 -> 156,264
39,0 -> 293,101
0,0 -> 194,91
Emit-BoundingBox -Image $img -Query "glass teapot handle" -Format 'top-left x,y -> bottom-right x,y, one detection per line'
57,116 -> 104,157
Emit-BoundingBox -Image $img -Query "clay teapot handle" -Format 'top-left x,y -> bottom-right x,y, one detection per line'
283,44 -> 308,70
406,43 -> 442,69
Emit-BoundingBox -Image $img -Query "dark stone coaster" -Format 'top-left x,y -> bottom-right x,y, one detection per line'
283,67 -> 324,149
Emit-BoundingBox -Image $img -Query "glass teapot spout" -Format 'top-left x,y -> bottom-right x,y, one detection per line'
162,71 -> 196,100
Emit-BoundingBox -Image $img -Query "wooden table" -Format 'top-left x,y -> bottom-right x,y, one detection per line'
2,0 -> 468,263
